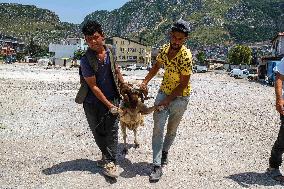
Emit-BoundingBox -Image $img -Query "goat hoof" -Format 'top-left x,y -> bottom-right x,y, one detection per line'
122,148 -> 128,154
134,144 -> 140,148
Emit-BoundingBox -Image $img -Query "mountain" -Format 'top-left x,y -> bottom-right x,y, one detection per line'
0,3 -> 80,47
0,1 -> 283,49
84,0 -> 284,47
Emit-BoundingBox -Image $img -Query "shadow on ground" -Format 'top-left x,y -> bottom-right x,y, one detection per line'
42,159 -> 117,184
41,145 -> 152,183
226,171 -> 284,188
117,143 -> 152,178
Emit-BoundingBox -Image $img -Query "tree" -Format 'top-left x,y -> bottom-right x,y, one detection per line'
25,38 -> 48,58
16,52 -> 25,62
196,51 -> 206,65
228,45 -> 252,65
73,49 -> 85,60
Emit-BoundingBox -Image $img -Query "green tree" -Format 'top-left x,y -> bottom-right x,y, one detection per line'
196,51 -> 206,65
73,49 -> 85,60
228,45 -> 252,65
16,52 -> 25,62
25,38 -> 48,58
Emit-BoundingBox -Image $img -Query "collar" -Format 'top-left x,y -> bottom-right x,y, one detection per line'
165,44 -> 187,60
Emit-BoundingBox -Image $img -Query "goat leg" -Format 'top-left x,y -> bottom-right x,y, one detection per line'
133,129 -> 140,148
121,124 -> 128,154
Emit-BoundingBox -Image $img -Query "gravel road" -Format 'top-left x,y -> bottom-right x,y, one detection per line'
0,63 -> 283,189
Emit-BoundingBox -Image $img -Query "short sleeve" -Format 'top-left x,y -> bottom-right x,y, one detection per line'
156,48 -> 164,63
180,50 -> 193,75
80,56 -> 95,78
156,44 -> 169,64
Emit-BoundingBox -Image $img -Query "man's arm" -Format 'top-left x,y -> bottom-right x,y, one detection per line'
140,61 -> 162,88
138,101 -> 156,115
115,64 -> 126,85
84,76 -> 115,109
275,72 -> 284,114
158,74 -> 190,107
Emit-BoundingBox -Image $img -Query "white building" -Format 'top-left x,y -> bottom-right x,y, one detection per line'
272,32 -> 284,57
49,38 -> 87,59
49,38 -> 88,66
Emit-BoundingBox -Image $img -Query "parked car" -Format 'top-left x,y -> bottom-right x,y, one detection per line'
234,69 -> 249,79
125,64 -> 136,71
247,69 -> 258,80
229,69 -> 242,77
247,73 -> 258,80
193,65 -> 208,73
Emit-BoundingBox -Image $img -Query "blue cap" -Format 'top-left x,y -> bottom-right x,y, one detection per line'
172,19 -> 190,34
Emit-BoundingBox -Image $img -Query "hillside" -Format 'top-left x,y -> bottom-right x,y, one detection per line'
0,3 -> 80,47
84,0 -> 284,47
0,1 -> 283,48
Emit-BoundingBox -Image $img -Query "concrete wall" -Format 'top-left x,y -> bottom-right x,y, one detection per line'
54,59 -> 72,67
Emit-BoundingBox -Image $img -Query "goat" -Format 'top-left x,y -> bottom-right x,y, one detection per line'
118,83 -> 155,154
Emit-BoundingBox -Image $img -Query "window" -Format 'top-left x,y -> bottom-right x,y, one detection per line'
128,56 -> 137,60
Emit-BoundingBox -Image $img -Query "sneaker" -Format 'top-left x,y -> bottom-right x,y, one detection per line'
266,167 -> 284,182
149,166 -> 163,182
103,162 -> 119,178
96,155 -> 106,168
161,151 -> 168,166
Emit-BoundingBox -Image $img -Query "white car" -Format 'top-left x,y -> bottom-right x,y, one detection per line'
233,69 -> 249,79
194,65 -> 208,73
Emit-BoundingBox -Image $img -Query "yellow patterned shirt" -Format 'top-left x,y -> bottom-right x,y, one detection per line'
156,43 -> 192,96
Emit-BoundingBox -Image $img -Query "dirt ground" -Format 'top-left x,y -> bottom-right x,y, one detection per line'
0,63 -> 284,189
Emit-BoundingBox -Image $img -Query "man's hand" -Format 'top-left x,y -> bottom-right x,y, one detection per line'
157,98 -> 171,108
155,105 -> 165,112
110,106 -> 122,115
276,98 -> 284,114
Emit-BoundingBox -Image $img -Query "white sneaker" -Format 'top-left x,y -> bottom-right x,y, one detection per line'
103,162 -> 118,178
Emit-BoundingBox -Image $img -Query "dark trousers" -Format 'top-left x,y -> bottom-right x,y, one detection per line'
83,101 -> 119,163
269,114 -> 284,168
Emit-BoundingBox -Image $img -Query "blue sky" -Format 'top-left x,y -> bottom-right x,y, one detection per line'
0,0 -> 130,24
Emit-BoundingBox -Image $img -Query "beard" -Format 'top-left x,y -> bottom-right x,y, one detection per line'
170,43 -> 182,51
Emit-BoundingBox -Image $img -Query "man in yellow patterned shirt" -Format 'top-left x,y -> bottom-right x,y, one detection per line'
140,19 -> 192,182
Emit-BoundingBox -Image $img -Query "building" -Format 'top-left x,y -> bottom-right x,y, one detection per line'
105,36 -> 151,67
49,38 -> 88,66
0,38 -> 24,56
257,32 -> 284,82
49,38 -> 87,59
272,32 -> 284,57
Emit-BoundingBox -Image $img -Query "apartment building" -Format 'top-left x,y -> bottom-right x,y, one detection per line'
105,36 -> 151,67
49,38 -> 88,59
0,38 -> 24,56
272,32 -> 284,57
49,38 -> 88,66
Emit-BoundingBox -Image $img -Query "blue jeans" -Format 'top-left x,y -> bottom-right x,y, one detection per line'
152,90 -> 189,166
